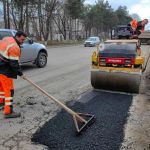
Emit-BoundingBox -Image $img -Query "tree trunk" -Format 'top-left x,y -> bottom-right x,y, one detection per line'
69,17 -> 72,40
38,0 -> 43,40
19,0 -> 24,30
25,2 -> 29,34
10,1 -> 18,29
6,0 -> 10,28
3,0 -> 7,28
49,19 -> 53,40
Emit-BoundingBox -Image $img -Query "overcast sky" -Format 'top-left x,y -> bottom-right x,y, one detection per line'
84,0 -> 150,29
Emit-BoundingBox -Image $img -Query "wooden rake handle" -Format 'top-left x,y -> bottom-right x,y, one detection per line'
22,76 -> 86,122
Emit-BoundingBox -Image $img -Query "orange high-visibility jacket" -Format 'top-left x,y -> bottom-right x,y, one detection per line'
130,19 -> 145,33
130,19 -> 138,30
0,37 -> 23,78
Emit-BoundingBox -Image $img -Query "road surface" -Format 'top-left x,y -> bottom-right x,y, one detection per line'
0,44 -> 150,150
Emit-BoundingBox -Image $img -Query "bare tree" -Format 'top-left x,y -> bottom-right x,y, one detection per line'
0,0 -> 133,42
1,0 -> 10,28
37,0 -> 58,44
52,2 -> 69,40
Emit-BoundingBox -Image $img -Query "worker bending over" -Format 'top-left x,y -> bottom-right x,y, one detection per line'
0,31 -> 26,118
128,18 -> 148,36
128,19 -> 148,56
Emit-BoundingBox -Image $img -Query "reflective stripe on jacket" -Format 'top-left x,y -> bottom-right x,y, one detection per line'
0,37 -> 22,78
0,37 -> 20,60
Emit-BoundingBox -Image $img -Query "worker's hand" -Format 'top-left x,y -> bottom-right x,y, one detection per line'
20,75 -> 26,80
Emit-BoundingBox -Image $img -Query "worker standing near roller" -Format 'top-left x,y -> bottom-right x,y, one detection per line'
0,31 -> 26,118
128,19 -> 148,55
128,18 -> 148,36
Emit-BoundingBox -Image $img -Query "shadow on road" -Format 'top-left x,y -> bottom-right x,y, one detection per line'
21,64 -> 37,70
31,90 -> 133,150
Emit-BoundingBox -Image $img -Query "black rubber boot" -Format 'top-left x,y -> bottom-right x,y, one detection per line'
4,112 -> 21,119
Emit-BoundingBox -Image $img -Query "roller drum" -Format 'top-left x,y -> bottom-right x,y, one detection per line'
91,70 -> 141,93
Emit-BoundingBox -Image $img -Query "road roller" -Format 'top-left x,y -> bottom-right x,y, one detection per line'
91,39 -> 144,93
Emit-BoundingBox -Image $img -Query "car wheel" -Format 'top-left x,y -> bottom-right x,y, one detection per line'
36,52 -> 47,68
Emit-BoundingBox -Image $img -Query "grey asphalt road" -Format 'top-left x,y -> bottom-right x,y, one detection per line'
0,44 -> 149,150
15,45 -> 94,96
30,45 -> 150,150
0,44 -> 95,149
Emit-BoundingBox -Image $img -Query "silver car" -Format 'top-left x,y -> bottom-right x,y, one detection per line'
84,36 -> 101,47
0,29 -> 48,68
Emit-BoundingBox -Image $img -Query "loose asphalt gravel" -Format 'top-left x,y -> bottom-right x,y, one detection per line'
31,90 -> 133,150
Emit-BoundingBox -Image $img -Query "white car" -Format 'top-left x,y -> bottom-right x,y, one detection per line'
84,36 -> 101,47
0,29 -> 48,68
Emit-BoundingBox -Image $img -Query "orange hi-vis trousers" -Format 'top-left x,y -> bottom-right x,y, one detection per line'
0,74 -> 14,115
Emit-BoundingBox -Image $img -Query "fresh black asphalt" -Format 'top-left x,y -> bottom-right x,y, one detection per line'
31,90 -> 133,150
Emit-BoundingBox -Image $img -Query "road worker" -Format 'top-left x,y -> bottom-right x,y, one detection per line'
128,19 -> 148,56
0,31 -> 26,118
128,18 -> 148,36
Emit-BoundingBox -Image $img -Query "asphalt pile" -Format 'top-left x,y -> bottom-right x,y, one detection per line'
32,91 -> 133,150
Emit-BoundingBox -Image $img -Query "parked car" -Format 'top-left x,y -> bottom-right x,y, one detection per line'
0,29 -> 48,68
84,36 -> 100,47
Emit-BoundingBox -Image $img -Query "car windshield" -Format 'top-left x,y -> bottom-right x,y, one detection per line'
0,31 -> 13,40
87,37 -> 97,41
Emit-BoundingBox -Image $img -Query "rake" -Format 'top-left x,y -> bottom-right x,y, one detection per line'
23,76 -> 95,134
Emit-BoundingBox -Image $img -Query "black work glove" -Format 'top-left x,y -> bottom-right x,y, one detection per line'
9,60 -> 23,76
17,71 -> 23,76
20,74 -> 26,79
